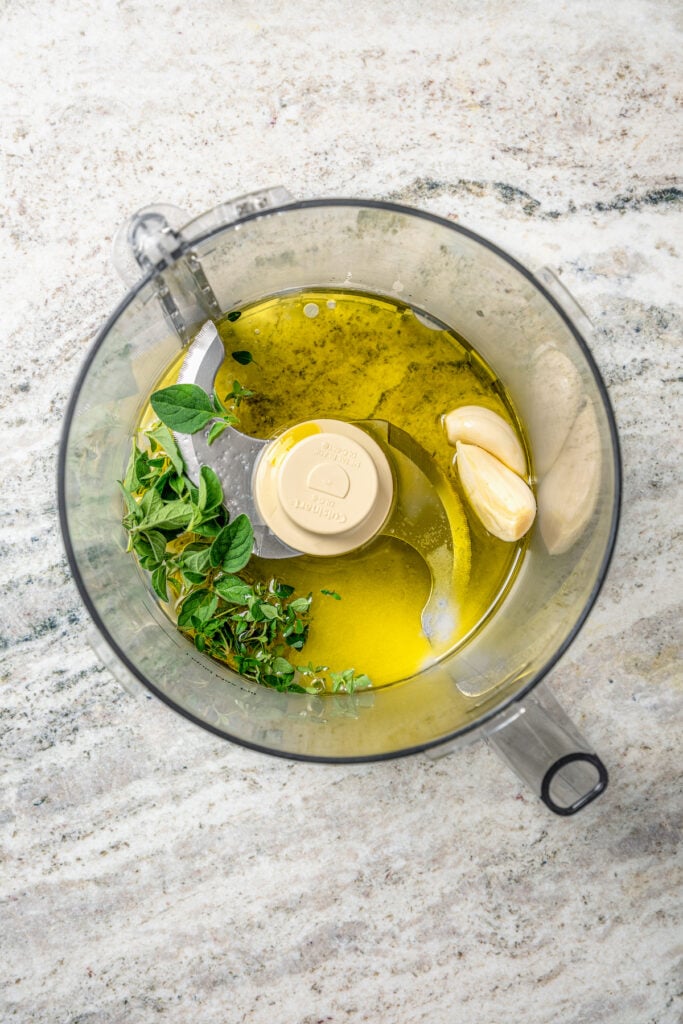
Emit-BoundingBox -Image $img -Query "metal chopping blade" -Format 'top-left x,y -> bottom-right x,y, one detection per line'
174,321 -> 470,641
358,420 -> 470,645
175,321 -> 299,559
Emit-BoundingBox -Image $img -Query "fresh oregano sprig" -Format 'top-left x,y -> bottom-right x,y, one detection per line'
149,380 -> 254,446
118,430 -> 312,690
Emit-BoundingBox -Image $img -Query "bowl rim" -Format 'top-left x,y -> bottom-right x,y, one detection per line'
57,197 -> 622,762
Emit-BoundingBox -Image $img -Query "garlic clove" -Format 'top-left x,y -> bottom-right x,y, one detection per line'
455,442 -> 536,542
538,401 -> 601,555
444,405 -> 527,476
525,347 -> 583,475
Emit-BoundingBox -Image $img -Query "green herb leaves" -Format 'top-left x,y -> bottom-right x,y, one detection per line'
117,422 -> 310,688
214,575 -> 253,603
209,515 -> 254,573
198,465 -> 223,514
175,573 -> 313,683
329,669 -> 372,694
150,384 -> 216,433
150,380 -> 252,446
225,380 -> 254,406
135,500 -> 194,532
119,377 -> 371,695
207,422 -> 228,446
231,350 -> 253,365
146,424 -> 184,475
151,563 -> 168,601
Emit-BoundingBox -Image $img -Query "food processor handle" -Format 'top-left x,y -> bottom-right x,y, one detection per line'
483,682 -> 608,815
111,187 -> 295,343
491,267 -> 608,814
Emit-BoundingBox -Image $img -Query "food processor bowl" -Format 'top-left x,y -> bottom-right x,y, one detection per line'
58,191 -> 620,815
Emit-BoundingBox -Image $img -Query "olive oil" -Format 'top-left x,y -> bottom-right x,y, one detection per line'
205,289 -> 527,686
133,288 -> 528,690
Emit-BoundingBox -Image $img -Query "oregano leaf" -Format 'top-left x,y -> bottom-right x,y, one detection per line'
147,423 -> 184,475
135,499 -> 193,532
117,480 -> 141,519
151,564 -> 168,601
178,589 -> 217,628
123,442 -> 141,491
271,657 -> 294,676
150,384 -> 215,433
215,575 -> 253,604
198,465 -> 223,513
231,350 -> 253,365
180,546 -> 212,575
209,514 -> 254,572
143,529 -> 167,566
207,421 -> 229,446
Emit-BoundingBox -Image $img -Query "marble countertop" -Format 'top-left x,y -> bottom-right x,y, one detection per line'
1,1 -> 681,1021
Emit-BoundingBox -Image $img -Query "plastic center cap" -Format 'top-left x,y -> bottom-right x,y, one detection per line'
254,419 -> 394,556
278,432 -> 379,535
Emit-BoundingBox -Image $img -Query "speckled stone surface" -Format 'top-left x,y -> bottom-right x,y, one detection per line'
1,1 -> 682,1022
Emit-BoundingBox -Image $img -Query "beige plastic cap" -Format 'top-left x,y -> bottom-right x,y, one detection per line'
254,420 -> 394,555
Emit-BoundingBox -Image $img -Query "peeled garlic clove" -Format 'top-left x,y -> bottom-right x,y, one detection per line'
538,401 -> 601,555
526,346 -> 583,475
444,405 -> 527,476
455,442 -> 536,542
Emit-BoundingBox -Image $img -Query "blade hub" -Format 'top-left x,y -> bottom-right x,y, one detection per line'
254,420 -> 394,555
